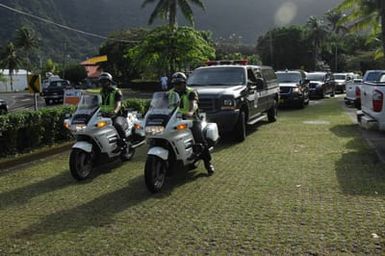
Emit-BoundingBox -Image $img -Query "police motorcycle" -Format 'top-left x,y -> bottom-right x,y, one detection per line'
143,91 -> 219,193
64,94 -> 145,180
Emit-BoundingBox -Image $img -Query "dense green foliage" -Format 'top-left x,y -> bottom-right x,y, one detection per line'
99,29 -> 149,84
127,26 -> 215,75
0,98 -> 150,157
336,0 -> 385,59
257,13 -> 378,72
257,26 -> 313,70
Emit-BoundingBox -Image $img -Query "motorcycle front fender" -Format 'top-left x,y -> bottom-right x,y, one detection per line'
72,141 -> 93,153
148,147 -> 169,161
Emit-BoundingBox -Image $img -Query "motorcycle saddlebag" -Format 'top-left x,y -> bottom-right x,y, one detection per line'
204,123 -> 219,145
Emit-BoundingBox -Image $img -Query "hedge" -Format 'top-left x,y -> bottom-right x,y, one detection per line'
0,98 -> 150,157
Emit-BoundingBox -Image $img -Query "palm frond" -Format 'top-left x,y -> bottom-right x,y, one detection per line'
178,0 -> 194,25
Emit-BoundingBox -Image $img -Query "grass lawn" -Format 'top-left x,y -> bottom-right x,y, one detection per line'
1,97 -> 385,255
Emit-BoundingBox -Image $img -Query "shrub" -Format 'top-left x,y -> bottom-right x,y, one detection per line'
0,98 -> 149,157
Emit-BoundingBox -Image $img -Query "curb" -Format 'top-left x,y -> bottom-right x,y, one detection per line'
0,142 -> 73,171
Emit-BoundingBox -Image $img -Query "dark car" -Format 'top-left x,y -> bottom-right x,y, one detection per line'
276,70 -> 310,108
307,72 -> 336,99
41,79 -> 70,105
0,99 -> 8,114
187,62 -> 280,142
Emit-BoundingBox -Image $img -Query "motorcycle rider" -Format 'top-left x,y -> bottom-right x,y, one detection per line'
98,72 -> 127,149
169,72 -> 215,175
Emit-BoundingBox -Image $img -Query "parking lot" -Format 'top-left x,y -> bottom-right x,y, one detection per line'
1,96 -> 385,255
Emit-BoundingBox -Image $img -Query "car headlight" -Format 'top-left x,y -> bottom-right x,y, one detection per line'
221,98 -> 236,110
145,126 -> 165,136
292,87 -> 300,93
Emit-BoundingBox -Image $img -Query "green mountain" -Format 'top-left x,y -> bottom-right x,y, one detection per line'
0,0 -> 342,61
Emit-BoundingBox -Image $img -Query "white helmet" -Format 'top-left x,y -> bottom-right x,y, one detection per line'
98,72 -> 113,82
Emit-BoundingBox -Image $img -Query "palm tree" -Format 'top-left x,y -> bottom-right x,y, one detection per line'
142,0 -> 205,27
0,42 -> 23,91
336,0 -> 385,59
306,16 -> 328,69
325,10 -> 348,34
15,26 -> 39,72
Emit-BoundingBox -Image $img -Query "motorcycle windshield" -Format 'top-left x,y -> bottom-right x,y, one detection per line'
146,92 -> 180,127
149,91 -> 180,115
72,95 -> 101,124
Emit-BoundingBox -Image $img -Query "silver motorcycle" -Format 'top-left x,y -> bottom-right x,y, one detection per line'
64,94 -> 145,180
143,91 -> 219,193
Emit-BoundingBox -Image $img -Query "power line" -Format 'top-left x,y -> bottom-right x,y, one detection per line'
0,3 -> 138,43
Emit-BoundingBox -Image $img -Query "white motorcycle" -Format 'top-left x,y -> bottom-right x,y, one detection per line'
143,91 -> 219,193
64,94 -> 145,180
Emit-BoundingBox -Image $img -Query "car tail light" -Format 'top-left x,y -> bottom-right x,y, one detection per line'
372,89 -> 383,112
355,86 -> 361,98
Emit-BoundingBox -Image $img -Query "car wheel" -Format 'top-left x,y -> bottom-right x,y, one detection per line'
234,111 -> 246,142
267,100 -> 278,122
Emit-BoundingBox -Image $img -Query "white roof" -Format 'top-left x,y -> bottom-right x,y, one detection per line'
0,69 -> 28,75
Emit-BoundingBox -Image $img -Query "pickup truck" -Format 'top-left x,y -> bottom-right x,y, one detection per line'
41,79 -> 70,105
345,78 -> 363,109
187,61 -> 280,142
357,70 -> 385,130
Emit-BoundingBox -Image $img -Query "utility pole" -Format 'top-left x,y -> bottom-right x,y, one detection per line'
269,31 -> 274,67
335,43 -> 338,72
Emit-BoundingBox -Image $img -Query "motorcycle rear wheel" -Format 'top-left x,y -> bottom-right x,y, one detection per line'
144,155 -> 167,193
69,149 -> 93,180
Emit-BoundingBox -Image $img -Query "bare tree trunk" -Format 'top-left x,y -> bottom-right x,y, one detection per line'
169,1 -> 177,27
10,73 -> 13,92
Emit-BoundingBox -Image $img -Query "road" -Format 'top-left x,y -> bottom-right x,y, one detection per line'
0,89 -> 153,112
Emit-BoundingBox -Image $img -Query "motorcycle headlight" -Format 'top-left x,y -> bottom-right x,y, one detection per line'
145,126 -> 165,136
74,124 -> 87,131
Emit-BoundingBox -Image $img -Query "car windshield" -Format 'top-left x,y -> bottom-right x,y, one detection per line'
334,75 -> 346,80
187,67 -> 246,86
307,74 -> 325,81
365,72 -> 385,82
276,73 -> 301,83
149,91 -> 180,115
49,80 -> 69,88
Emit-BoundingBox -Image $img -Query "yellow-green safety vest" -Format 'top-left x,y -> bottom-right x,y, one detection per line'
100,87 -> 119,113
170,87 -> 196,115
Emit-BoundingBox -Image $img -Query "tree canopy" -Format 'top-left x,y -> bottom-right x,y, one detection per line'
127,26 -> 215,76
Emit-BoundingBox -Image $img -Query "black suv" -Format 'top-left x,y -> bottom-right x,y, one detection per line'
307,72 -> 336,99
276,70 -> 310,108
187,62 -> 280,142
41,79 -> 70,105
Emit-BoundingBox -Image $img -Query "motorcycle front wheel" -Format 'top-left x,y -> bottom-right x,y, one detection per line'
144,155 -> 167,193
69,149 -> 93,180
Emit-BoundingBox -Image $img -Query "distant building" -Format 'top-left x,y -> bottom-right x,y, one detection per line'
0,69 -> 28,92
